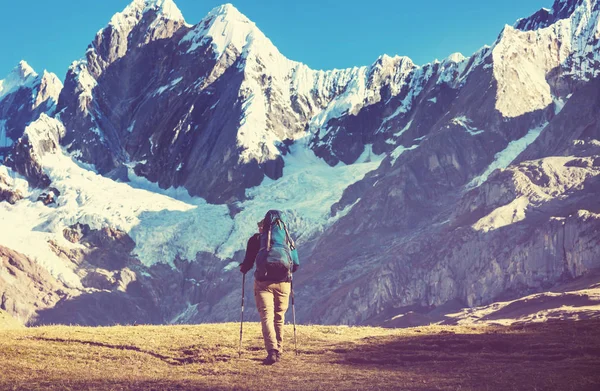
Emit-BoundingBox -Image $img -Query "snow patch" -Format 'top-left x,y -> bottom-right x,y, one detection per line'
109,0 -> 184,32
445,52 -> 466,63
127,120 -> 136,133
355,144 -> 378,164
142,0 -> 185,21
180,4 -> 263,57
0,168 -> 82,289
451,116 -> 484,135
393,120 -> 412,138
68,60 -> 98,113
42,153 -> 232,267
379,106 -> 407,132
554,96 -> 567,114
0,61 -> 38,101
390,144 -> 418,166
468,122 -> 548,188
0,120 -> 13,148
217,141 -> 384,259
153,76 -> 183,96
309,67 -> 369,136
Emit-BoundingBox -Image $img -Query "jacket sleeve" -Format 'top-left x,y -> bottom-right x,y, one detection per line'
240,234 -> 259,273
291,248 -> 300,273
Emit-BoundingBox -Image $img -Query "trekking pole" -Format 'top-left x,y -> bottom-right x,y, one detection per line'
239,273 -> 246,358
291,276 -> 298,356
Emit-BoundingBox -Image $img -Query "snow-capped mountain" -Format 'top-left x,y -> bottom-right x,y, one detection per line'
0,61 -> 62,159
0,0 -> 599,326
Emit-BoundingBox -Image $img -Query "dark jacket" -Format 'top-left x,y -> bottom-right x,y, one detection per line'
239,233 -> 299,282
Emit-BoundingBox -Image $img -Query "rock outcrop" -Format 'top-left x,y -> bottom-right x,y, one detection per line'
0,246 -> 72,325
0,61 -> 62,161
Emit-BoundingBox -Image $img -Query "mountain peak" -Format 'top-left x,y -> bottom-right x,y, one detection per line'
204,3 -> 254,32
141,0 -> 185,21
514,0 -> 585,31
180,3 -> 270,58
209,3 -> 244,17
14,61 -> 38,80
375,54 -> 414,66
445,52 -> 467,63
108,0 -> 185,31
127,0 -> 185,21
0,61 -> 39,99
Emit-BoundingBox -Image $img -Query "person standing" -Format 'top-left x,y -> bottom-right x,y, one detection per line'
240,210 -> 299,365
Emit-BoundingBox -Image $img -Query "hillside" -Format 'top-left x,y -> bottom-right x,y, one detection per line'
1,320 -> 599,390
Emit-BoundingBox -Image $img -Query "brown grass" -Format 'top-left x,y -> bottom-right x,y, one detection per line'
0,309 -> 23,330
1,320 -> 599,390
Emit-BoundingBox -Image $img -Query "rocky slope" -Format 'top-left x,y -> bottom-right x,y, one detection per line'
0,245 -> 73,325
382,269 -> 600,328
0,0 -> 599,326
0,61 -> 62,160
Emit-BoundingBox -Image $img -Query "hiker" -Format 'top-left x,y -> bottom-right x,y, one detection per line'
240,210 -> 299,365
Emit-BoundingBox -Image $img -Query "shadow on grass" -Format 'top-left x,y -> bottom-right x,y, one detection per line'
337,320 -> 600,366
26,336 -> 231,365
333,320 -> 600,391
0,379 -> 235,391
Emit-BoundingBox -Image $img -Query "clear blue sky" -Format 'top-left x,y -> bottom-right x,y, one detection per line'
1,0 -> 549,80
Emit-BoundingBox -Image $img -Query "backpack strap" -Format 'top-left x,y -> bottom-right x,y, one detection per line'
266,224 -> 272,252
282,221 -> 296,250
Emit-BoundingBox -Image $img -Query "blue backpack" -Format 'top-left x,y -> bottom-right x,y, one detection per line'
254,210 -> 299,281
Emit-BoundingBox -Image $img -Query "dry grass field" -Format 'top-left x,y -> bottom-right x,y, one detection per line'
1,318 -> 599,390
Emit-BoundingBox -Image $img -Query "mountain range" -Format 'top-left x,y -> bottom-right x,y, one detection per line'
0,0 -> 599,326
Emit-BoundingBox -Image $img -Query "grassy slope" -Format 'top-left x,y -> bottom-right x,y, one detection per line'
1,320 -> 599,390
0,309 -> 23,329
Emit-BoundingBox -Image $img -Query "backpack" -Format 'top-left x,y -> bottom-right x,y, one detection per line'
254,210 -> 298,281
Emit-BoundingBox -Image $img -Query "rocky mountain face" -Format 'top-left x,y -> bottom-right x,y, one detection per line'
0,245 -> 74,325
0,61 -> 62,160
0,0 -> 599,326
55,1 -> 402,203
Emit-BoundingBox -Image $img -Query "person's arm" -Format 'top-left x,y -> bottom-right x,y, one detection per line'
291,247 -> 299,273
240,234 -> 259,274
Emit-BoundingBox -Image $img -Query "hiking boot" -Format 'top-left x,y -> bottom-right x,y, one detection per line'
275,350 -> 282,361
263,349 -> 278,365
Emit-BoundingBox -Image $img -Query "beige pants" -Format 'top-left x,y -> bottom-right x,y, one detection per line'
254,280 -> 291,353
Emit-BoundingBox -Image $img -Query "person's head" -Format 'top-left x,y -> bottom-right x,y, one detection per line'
257,219 -> 265,234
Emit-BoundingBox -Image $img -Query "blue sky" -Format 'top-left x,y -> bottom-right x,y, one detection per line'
1,0 -> 549,79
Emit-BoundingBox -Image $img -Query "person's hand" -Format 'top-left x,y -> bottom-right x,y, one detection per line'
240,264 -> 251,274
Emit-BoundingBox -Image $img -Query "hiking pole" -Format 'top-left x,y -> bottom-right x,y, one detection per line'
239,273 -> 246,358
291,276 -> 298,356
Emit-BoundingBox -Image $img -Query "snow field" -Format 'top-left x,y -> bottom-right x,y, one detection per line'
0,165 -> 83,289
218,142 -> 383,265
0,128 -> 382,285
